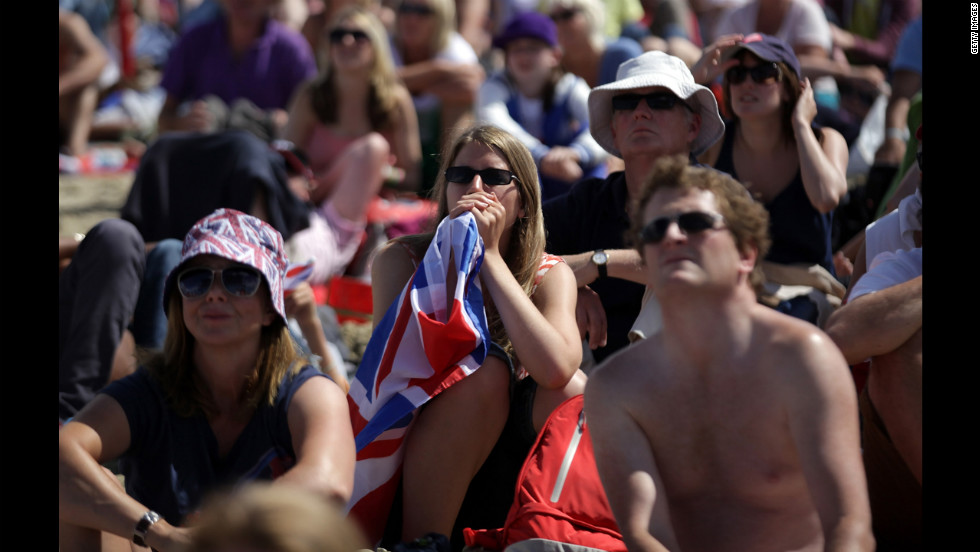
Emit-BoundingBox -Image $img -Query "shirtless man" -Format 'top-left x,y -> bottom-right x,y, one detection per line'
585,155 -> 874,552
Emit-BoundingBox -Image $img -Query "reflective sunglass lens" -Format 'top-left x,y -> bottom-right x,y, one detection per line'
222,268 -> 262,296
178,269 -> 214,298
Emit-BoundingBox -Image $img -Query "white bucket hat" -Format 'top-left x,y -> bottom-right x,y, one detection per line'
588,51 -> 725,157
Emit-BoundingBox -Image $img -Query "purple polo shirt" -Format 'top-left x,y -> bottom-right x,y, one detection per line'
160,14 -> 316,110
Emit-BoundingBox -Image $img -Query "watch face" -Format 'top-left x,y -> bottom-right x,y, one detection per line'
593,251 -> 608,264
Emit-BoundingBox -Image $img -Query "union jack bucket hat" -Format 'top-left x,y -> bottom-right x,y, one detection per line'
163,208 -> 288,322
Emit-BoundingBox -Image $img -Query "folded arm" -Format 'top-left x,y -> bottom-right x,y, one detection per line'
59,395 -> 192,551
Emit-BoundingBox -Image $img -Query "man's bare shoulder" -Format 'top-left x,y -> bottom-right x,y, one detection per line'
588,335 -> 670,400
752,306 -> 852,392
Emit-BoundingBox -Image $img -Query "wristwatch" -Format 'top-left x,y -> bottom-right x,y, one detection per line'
592,249 -> 608,280
133,510 -> 161,547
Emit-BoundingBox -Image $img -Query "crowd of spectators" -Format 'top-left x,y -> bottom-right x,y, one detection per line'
60,1 -> 922,550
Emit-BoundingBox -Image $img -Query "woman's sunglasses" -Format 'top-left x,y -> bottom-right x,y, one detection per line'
398,2 -> 435,16
611,92 -> 693,113
329,28 -> 370,45
445,166 -> 520,186
549,8 -> 580,22
726,62 -> 781,85
177,266 -> 263,298
640,211 -> 726,244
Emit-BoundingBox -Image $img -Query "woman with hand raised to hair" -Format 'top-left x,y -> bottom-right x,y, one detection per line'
698,33 -> 849,323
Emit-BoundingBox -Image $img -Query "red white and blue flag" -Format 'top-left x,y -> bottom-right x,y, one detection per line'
345,213 -> 490,542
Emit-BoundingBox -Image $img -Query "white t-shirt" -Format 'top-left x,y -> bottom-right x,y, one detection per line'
714,0 -> 833,53
850,247 -> 922,302
864,188 -> 922,268
391,31 -> 479,113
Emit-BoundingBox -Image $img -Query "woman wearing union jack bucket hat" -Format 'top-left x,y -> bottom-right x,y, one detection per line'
59,208 -> 356,551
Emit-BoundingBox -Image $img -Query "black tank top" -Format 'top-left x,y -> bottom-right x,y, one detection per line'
713,122 -> 835,275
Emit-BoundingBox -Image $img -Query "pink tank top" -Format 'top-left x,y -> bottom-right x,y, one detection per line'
306,124 -> 360,176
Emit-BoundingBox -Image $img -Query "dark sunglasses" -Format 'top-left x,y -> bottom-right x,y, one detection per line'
640,211 -> 726,244
611,92 -> 694,113
329,28 -> 370,44
445,166 -> 520,186
398,2 -> 435,16
177,266 -> 263,299
549,8 -> 579,22
916,150 -> 923,171
726,62 -> 781,85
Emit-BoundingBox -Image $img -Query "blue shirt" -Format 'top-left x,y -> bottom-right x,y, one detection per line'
102,364 -> 326,525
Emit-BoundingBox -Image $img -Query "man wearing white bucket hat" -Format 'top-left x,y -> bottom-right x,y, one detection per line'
542,50 -> 725,363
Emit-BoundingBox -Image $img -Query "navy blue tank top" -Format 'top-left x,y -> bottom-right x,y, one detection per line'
713,122 -> 835,275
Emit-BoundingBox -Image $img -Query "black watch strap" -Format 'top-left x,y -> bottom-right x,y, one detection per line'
133,510 -> 161,547
593,250 -> 608,280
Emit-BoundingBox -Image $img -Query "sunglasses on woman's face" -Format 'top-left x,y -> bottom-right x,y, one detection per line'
398,2 -> 435,16
328,28 -> 370,45
549,8 -> 580,22
445,166 -> 520,186
726,62 -> 781,85
640,211 -> 726,244
611,92 -> 693,113
177,266 -> 263,298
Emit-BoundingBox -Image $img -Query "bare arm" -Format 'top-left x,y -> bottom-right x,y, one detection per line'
586,365 -> 677,552
370,240 -> 419,329
784,331 -> 875,551
277,375 -> 357,507
285,282 -> 350,393
824,275 -> 922,365
282,80 -> 318,152
874,69 -> 921,165
397,59 -> 485,105
455,0 -> 491,57
389,86 -> 424,193
453,196 -> 581,389
59,10 -> 110,97
792,78 -> 849,214
563,249 -> 647,288
795,43 -> 886,96
59,396 -> 192,551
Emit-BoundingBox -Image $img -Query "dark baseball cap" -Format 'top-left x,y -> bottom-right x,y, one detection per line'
722,33 -> 801,80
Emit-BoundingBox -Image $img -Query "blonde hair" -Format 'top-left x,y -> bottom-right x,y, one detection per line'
398,124 -> 545,358
542,0 -> 607,52
186,482 -> 369,552
312,5 -> 402,130
395,0 -> 456,54
142,289 -> 306,418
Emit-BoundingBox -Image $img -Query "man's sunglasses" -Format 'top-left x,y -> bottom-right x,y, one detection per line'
177,266 -> 263,299
398,2 -> 435,16
640,211 -> 726,244
549,8 -> 580,22
445,166 -> 520,186
611,92 -> 694,113
725,62 -> 781,85
329,28 -> 370,44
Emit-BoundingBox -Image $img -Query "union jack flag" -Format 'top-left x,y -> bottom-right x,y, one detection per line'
283,259 -> 315,294
345,212 -> 490,543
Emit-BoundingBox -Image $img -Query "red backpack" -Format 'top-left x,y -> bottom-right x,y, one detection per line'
463,395 -> 626,552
